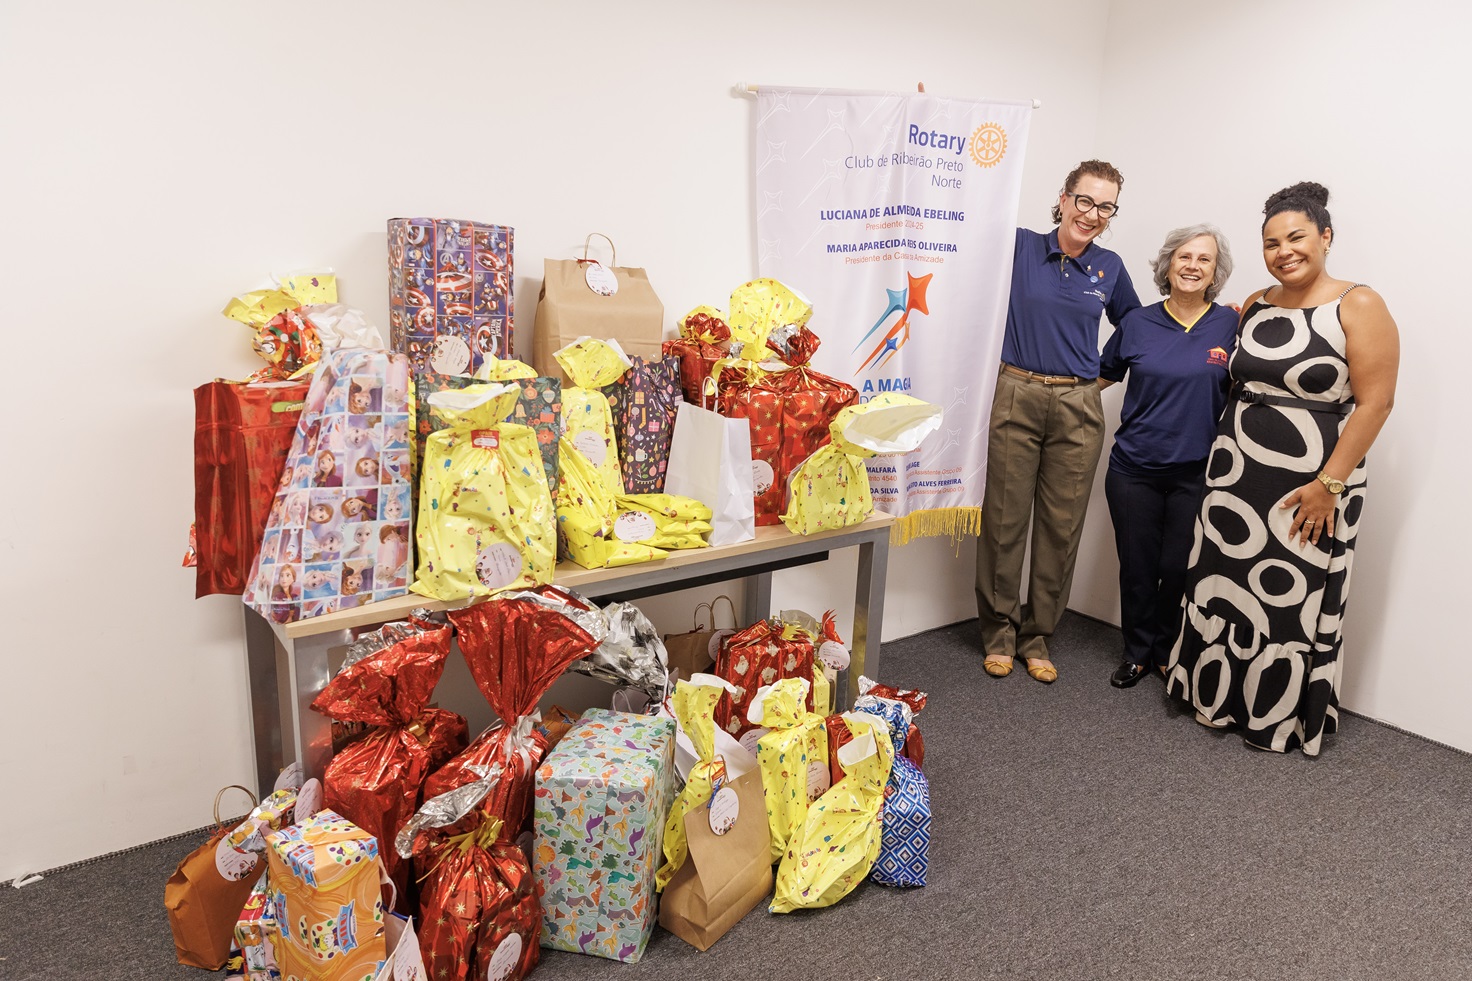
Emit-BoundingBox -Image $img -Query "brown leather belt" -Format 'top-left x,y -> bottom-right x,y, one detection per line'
1001,362 -> 1090,386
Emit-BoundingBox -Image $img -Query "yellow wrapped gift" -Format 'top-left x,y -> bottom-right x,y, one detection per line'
727,279 -> 812,360
411,383 -> 556,600
557,435 -> 666,569
781,393 -> 943,535
615,493 -> 713,550
264,809 -> 386,981
656,675 -> 741,891
554,337 -> 630,498
770,711 -> 894,913
749,678 -> 829,863
812,663 -> 833,717
470,356 -> 538,382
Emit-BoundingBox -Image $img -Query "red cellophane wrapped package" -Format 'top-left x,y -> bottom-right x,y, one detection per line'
425,588 -> 602,835
399,769 -> 541,981
662,307 -> 732,406
310,615 -> 468,907
860,678 -> 928,770
714,619 -> 817,738
719,325 -> 857,524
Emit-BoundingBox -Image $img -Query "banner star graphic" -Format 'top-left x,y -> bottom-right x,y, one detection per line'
757,190 -> 785,218
756,140 -> 788,174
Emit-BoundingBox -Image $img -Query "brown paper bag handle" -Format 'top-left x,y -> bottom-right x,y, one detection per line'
213,785 -> 258,831
691,594 -> 737,631
581,233 -> 617,268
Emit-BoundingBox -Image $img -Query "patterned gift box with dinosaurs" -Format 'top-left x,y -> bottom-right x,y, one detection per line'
532,709 -> 676,963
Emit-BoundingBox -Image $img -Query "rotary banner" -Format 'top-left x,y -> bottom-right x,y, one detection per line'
754,88 -> 1031,542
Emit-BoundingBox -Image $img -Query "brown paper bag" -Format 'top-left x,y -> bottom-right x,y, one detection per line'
663,595 -> 737,685
533,234 -> 664,381
658,769 -> 773,950
164,786 -> 261,970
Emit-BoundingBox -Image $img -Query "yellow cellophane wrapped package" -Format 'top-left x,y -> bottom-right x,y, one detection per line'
554,337 -> 631,497
782,393 -> 943,535
412,383 -> 556,600
770,712 -> 894,913
727,279 -> 812,359
655,675 -> 739,890
470,356 -> 538,382
556,435 -> 665,569
750,678 -> 829,863
812,663 -> 833,717
263,809 -> 387,981
615,493 -> 713,550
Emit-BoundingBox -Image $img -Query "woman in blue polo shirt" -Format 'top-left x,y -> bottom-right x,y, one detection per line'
1098,224 -> 1236,688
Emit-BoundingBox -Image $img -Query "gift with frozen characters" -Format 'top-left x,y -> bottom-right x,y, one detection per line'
241,338 -> 414,623
262,810 -> 388,981
410,383 -> 555,601
770,711 -> 894,913
310,614 -> 468,907
396,766 -> 540,981
388,218 -> 513,374
782,392 -> 942,534
533,709 -> 676,964
231,879 -> 278,981
423,588 -> 604,837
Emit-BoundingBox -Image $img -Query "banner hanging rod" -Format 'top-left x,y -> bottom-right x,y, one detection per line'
734,82 -> 1040,109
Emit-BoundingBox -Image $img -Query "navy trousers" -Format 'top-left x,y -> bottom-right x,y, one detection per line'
1104,463 -> 1206,668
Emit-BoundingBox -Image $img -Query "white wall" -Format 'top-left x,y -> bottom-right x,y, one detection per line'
1070,1 -> 1471,748
0,0 -> 1113,879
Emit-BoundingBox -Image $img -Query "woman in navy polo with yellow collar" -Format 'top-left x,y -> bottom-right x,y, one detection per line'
1098,224 -> 1237,688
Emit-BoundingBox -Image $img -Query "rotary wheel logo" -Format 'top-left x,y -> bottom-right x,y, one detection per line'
969,123 -> 1008,168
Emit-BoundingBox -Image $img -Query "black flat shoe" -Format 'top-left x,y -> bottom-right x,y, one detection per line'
1110,662 -> 1150,689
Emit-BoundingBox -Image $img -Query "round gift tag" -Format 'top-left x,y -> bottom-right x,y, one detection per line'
738,726 -> 769,757
273,761 -> 304,792
429,335 -> 472,375
475,543 -> 524,589
817,640 -> 851,670
214,838 -> 259,881
708,786 -> 740,835
751,459 -> 775,495
707,627 -> 737,659
806,759 -> 831,801
486,933 -> 523,981
584,261 -> 619,297
572,429 -> 607,466
613,511 -> 656,543
294,778 -> 323,823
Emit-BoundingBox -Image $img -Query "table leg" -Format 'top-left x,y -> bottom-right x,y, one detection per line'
849,530 -> 890,705
743,570 -> 773,626
244,608 -> 286,798
283,628 -> 347,783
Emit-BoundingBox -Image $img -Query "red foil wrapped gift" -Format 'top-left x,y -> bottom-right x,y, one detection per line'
310,616 -> 468,907
719,326 -> 857,525
859,677 -> 928,770
662,307 -> 732,406
713,619 -> 817,738
399,772 -> 541,981
425,590 -> 601,834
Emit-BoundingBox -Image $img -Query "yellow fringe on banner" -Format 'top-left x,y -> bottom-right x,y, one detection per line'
890,506 -> 983,547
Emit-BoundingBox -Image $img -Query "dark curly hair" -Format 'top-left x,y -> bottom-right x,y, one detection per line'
1262,181 -> 1333,245
1051,159 -> 1125,224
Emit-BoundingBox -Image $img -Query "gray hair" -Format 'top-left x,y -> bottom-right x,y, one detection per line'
1149,224 -> 1233,303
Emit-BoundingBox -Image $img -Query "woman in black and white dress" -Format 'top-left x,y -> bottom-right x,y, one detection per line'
1166,182 -> 1400,755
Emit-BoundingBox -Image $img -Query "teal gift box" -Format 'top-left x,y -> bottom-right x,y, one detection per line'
533,709 -> 676,963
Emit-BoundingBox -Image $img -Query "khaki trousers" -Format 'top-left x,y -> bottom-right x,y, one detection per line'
975,366 -> 1105,660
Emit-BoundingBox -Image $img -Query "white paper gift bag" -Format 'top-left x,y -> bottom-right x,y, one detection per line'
664,402 -> 755,546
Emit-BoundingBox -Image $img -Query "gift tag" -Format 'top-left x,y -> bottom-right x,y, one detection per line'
486,933 -> 523,981
471,429 -> 500,450
294,778 -> 323,823
817,640 -> 851,670
806,759 -> 831,801
613,511 -> 656,543
274,761 -> 304,792
751,459 -> 775,495
708,786 -> 740,835
475,543 -> 524,589
572,429 -> 607,466
429,335 -> 472,375
583,261 -> 619,297
738,726 -> 769,757
707,627 -> 737,659
214,837 -> 260,881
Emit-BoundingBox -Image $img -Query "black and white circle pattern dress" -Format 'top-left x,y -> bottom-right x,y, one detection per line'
1166,286 -> 1367,755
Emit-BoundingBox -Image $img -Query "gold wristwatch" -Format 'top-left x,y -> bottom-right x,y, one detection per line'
1317,471 -> 1345,495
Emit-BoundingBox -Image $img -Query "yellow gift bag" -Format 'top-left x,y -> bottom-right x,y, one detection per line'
615,493 -> 713,550
770,711 -> 894,913
412,383 -> 556,600
727,279 -> 812,359
750,678 -> 829,863
264,809 -> 387,981
556,435 -> 666,569
781,393 -> 942,535
554,337 -> 630,497
655,675 -> 739,890
470,356 -> 537,382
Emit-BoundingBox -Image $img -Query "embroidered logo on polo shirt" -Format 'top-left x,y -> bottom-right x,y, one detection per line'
1207,346 -> 1229,367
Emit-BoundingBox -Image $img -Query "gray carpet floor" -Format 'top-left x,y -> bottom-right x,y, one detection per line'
4,612 -> 1470,981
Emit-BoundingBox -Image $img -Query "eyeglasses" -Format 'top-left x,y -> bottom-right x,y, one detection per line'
1064,193 -> 1119,219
